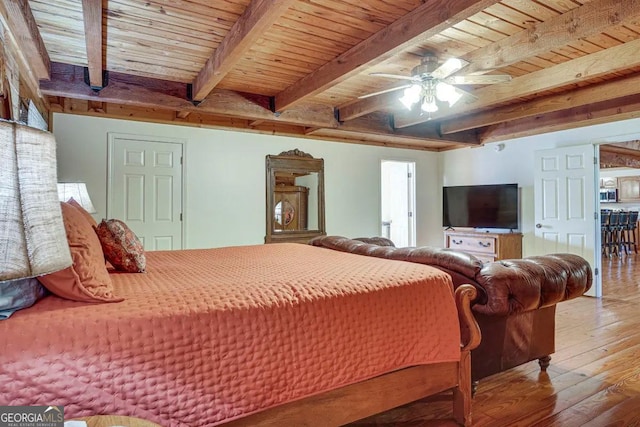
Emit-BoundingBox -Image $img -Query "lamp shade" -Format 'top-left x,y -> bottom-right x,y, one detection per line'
0,120 -> 72,282
57,182 -> 97,213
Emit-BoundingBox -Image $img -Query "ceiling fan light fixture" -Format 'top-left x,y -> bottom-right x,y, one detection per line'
421,97 -> 438,113
435,82 -> 463,107
399,84 -> 422,110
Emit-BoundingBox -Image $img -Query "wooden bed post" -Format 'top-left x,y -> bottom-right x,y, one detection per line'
453,284 -> 481,426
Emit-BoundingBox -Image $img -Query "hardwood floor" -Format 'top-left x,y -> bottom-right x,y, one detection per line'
352,254 -> 640,426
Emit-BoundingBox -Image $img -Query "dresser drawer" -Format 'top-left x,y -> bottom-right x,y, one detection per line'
447,235 -> 496,255
444,230 -> 522,261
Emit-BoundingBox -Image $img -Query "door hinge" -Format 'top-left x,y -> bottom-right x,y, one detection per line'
180,156 -> 183,165
408,172 -> 412,178
594,212 -> 598,220
180,213 -> 183,221
594,156 -> 598,165
408,211 -> 413,218
594,267 -> 599,276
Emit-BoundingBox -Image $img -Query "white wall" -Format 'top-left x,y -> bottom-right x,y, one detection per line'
53,113 -> 442,248
440,117 -> 640,256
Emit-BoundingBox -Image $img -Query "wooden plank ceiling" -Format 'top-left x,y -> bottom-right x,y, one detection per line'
3,0 -> 640,150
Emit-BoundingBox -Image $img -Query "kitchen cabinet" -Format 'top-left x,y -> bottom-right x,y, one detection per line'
618,177 -> 640,202
600,177 -> 617,189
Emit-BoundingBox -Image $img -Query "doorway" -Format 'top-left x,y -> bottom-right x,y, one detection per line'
597,141 -> 640,296
108,134 -> 185,251
380,160 -> 416,247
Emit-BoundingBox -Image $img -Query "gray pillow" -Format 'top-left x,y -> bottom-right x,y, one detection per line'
0,278 -> 46,320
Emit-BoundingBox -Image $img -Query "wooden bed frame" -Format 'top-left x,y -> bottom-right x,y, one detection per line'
223,285 -> 481,427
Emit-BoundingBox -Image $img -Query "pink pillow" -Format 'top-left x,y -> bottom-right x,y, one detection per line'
95,219 -> 146,273
39,202 -> 123,303
66,197 -> 97,228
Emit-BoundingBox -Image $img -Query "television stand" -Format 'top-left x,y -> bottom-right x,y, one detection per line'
444,229 -> 523,262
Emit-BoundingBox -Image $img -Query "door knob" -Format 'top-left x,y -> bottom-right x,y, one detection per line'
536,223 -> 542,228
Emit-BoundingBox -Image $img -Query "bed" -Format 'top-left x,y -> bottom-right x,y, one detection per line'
0,243 -> 479,426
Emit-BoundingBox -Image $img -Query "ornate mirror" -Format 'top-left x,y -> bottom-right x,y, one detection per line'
265,149 -> 325,243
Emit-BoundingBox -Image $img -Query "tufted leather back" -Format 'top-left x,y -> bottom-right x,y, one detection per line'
310,236 -> 592,316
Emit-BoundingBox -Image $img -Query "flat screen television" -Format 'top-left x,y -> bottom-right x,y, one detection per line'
443,184 -> 519,230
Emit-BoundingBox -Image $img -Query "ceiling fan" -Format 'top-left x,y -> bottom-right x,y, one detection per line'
361,52 -> 512,115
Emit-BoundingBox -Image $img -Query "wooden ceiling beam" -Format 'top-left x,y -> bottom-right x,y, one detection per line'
396,37 -> 640,128
41,63 -> 339,129
608,140 -> 640,151
338,92 -> 400,122
461,0 -> 640,75
305,128 -> 444,151
336,0 -> 640,122
273,0 -> 502,112
0,0 -> 50,80
440,73 -> 640,134
49,98 -> 444,151
191,0 -> 296,102
480,94 -> 640,144
340,113 -> 481,146
81,0 -> 103,89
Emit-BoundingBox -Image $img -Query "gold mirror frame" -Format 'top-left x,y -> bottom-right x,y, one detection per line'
265,149 -> 325,244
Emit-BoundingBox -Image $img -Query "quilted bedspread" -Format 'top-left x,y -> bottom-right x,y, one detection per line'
0,243 -> 461,426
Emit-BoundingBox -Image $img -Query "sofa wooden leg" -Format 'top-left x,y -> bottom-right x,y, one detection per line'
538,355 -> 551,371
471,380 -> 478,397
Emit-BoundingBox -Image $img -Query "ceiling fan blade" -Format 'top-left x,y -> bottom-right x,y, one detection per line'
369,73 -> 419,81
358,84 -> 411,99
452,85 -> 478,102
431,58 -> 469,79
444,75 -> 512,85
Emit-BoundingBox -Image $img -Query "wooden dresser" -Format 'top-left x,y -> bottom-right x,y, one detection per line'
444,230 -> 522,262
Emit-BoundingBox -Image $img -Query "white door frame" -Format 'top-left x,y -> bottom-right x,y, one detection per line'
590,131 -> 640,297
107,133 -> 187,249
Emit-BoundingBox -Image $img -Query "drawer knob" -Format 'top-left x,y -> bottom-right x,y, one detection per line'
452,239 -> 463,245
478,241 -> 491,248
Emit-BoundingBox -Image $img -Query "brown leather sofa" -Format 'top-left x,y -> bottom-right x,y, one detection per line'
309,235 -> 592,386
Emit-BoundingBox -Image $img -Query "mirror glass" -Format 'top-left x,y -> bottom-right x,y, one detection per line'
265,150 -> 325,243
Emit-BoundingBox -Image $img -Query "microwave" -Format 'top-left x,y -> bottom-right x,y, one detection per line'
600,188 -> 617,202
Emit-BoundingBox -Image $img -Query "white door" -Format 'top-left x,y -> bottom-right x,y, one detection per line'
108,134 -> 184,251
534,145 -> 599,297
381,160 -> 416,247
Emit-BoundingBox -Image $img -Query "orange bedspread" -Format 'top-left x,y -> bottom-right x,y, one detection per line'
1,243 -> 460,426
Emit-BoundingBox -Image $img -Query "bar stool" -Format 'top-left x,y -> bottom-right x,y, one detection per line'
601,210 -> 611,256
606,211 -> 620,257
616,211 -> 629,255
623,211 -> 639,254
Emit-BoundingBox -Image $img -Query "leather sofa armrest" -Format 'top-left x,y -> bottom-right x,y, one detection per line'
471,254 -> 592,316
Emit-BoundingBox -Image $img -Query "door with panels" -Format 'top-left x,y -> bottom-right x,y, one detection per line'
108,134 -> 184,251
533,144 -> 598,297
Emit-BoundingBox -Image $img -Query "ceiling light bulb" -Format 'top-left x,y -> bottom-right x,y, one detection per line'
435,82 -> 463,107
421,98 -> 438,113
399,95 -> 413,110
399,84 -> 422,110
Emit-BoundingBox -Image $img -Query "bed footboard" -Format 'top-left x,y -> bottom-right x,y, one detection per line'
224,284 -> 481,427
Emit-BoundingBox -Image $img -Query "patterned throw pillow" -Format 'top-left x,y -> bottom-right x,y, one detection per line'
95,219 -> 146,273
